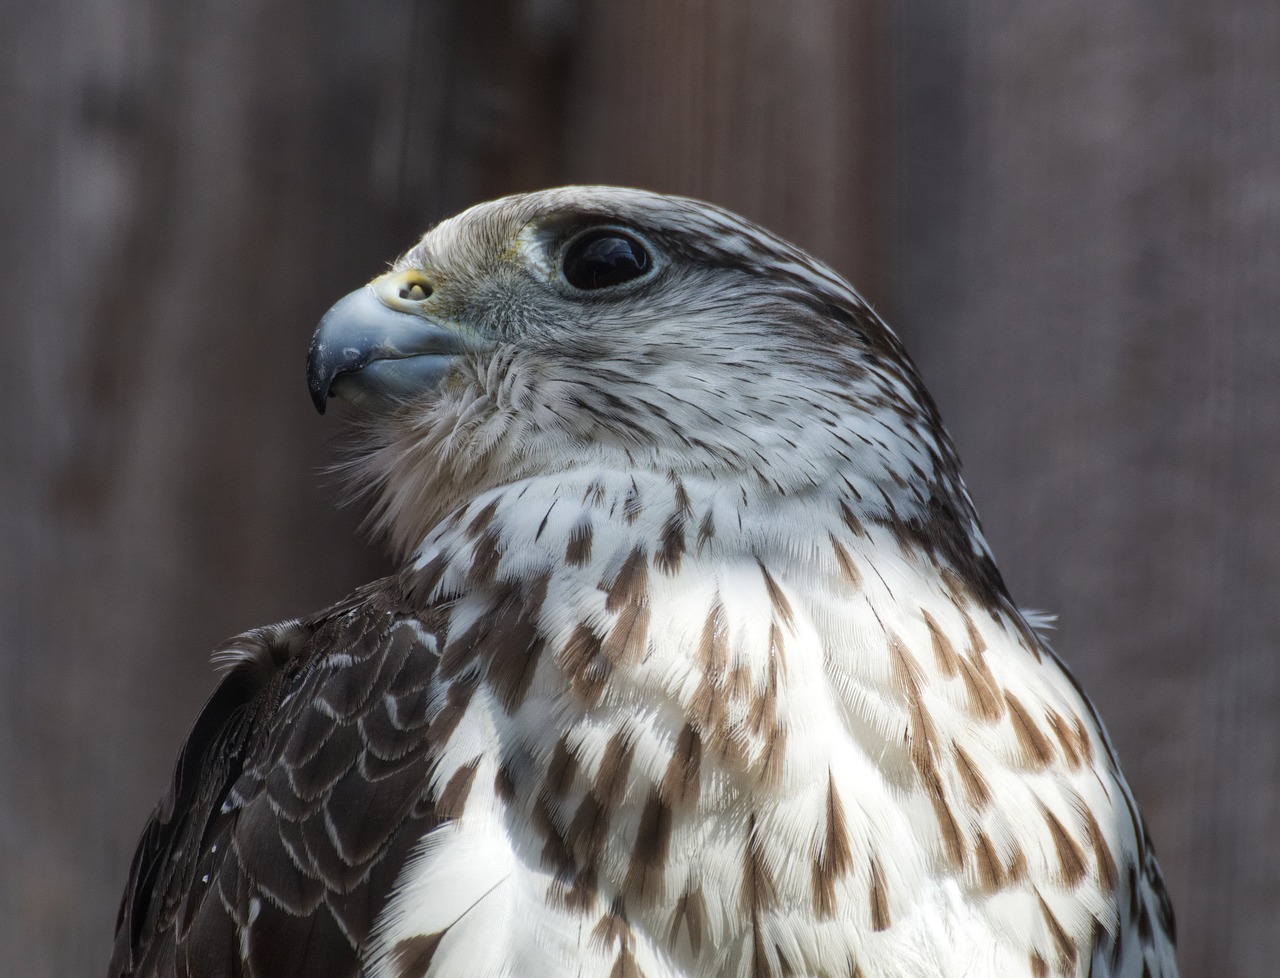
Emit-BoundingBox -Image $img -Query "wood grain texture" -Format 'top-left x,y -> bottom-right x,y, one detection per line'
564,0 -> 888,304
0,1 -> 561,974
2,0 -> 1272,974
888,2 -> 1280,974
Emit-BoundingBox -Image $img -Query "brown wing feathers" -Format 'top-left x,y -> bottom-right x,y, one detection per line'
111,582 -> 442,978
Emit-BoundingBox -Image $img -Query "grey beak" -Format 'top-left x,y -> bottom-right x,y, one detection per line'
306,281 -> 488,414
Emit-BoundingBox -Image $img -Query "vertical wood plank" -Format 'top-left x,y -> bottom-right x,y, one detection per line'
890,1 -> 1280,972
0,0 -> 565,972
564,0 -> 888,305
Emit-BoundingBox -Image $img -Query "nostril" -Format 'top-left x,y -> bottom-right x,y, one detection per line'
399,282 -> 431,301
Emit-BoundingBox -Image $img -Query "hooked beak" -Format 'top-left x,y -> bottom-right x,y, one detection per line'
306,269 -> 492,414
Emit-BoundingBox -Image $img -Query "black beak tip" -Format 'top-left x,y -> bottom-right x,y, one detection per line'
306,346 -> 332,415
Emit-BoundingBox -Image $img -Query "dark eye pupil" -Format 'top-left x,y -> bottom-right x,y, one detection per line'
563,231 -> 650,290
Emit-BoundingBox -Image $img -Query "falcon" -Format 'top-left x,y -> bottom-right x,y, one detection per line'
110,186 -> 1177,978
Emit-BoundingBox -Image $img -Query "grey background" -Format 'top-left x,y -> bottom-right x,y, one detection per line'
3,0 -> 1276,974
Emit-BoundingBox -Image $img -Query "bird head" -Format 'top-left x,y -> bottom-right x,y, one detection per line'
308,187 -> 972,561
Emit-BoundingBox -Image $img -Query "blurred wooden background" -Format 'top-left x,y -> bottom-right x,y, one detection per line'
3,0 -> 1277,974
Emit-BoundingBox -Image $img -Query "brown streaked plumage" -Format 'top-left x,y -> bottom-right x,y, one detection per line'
111,187 -> 1176,978
868,858 -> 892,933
812,773 -> 854,919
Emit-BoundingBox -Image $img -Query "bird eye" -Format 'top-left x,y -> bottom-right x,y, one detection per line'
562,230 -> 651,290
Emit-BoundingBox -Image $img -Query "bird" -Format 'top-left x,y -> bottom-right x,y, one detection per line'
109,186 -> 1177,978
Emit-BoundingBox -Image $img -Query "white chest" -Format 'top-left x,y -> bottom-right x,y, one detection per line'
365,473 -> 1133,978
